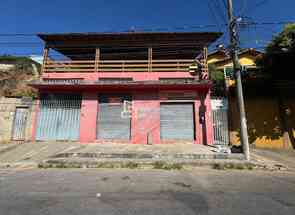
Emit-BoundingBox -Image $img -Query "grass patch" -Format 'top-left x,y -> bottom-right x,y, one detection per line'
212,163 -> 226,170
38,162 -> 82,168
212,162 -> 255,170
38,161 -> 184,170
122,162 -> 139,169
153,161 -> 183,170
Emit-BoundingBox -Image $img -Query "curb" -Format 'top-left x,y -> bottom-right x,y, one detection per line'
0,162 -> 38,169
0,144 -> 19,155
39,158 -> 256,170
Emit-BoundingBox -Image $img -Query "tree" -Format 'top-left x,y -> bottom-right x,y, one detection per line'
257,24 -> 295,149
257,23 -> 295,79
209,63 -> 226,97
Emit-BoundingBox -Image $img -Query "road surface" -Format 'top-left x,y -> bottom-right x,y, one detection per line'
0,168 -> 294,215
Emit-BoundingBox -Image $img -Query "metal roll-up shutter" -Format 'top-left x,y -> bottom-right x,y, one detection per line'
97,94 -> 131,140
160,103 -> 195,140
36,93 -> 82,141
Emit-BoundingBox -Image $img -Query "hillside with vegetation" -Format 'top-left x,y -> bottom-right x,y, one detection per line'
0,55 -> 41,97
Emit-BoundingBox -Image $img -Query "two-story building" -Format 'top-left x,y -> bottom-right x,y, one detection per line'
30,32 -> 221,144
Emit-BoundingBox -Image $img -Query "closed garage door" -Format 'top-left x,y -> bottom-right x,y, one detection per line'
36,93 -> 82,141
160,103 -> 195,140
97,94 -> 131,140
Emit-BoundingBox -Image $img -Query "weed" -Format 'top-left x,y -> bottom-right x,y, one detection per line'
170,163 -> 183,170
212,163 -> 226,170
153,161 -> 166,169
153,161 -> 183,170
212,162 -> 254,170
123,162 -> 139,169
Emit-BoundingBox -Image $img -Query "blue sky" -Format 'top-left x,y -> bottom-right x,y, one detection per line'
0,0 -> 294,57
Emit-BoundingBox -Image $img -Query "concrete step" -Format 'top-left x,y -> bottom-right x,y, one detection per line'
50,152 -> 245,160
40,157 -> 252,170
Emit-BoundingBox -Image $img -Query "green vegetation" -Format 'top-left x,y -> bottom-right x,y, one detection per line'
0,55 -> 41,72
266,24 -> 295,54
212,162 -> 254,170
152,161 -> 183,170
209,63 -> 224,81
39,161 -> 184,170
209,63 -> 226,96
257,23 -> 295,79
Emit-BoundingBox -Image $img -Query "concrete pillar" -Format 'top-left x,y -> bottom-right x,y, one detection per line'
80,92 -> 98,143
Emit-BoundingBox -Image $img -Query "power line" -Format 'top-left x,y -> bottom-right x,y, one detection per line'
211,0 -> 228,23
206,1 -> 226,34
237,0 -> 248,17
0,24 -> 223,37
244,0 -> 270,14
221,0 -> 227,9
0,20 -> 291,38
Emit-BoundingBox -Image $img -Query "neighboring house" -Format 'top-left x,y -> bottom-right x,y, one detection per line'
208,48 -> 295,150
0,96 -> 35,143
30,32 -> 221,144
208,48 -> 263,87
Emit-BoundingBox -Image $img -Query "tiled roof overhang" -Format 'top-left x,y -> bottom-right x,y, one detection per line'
37,32 -> 222,60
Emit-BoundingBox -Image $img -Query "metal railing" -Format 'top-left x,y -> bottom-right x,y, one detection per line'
43,59 -> 194,72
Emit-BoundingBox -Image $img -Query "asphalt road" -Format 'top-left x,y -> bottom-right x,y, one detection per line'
0,168 -> 295,215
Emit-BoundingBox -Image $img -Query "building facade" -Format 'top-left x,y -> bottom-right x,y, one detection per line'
208,49 -> 295,149
30,32 -> 221,144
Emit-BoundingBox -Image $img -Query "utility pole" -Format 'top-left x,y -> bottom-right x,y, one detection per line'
226,0 -> 250,160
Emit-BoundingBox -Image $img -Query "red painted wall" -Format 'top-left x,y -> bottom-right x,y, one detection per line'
132,91 -> 161,144
34,71 -> 214,145
80,92 -> 98,143
71,89 -> 213,145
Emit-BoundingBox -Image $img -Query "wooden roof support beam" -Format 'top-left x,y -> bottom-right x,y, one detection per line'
41,45 -> 49,74
95,48 -> 100,72
148,47 -> 152,72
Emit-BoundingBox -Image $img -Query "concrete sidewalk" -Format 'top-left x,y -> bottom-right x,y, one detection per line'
251,148 -> 295,170
0,142 -> 244,168
3,142 -> 294,171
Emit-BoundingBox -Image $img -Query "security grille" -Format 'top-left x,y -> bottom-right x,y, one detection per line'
211,98 -> 229,145
43,79 -> 82,84
36,93 -> 82,141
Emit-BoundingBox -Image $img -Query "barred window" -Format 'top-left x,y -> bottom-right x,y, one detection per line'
43,79 -> 83,84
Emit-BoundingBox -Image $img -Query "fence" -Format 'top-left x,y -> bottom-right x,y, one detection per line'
211,98 -> 229,145
43,59 -> 194,73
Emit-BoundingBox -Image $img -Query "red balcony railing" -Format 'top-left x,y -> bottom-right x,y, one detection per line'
43,59 -> 195,73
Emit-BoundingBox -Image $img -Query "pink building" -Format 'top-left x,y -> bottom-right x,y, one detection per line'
31,32 -> 221,144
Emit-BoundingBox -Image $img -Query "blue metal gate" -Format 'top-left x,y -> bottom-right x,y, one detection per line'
12,107 -> 28,141
36,93 -> 82,141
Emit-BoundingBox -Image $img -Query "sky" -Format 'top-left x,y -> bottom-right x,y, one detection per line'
0,0 -> 294,58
